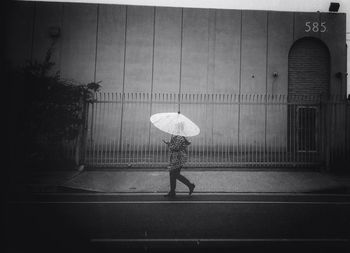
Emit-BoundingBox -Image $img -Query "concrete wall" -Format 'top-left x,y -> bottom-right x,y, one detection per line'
7,2 -> 346,94
6,1 -> 35,67
96,5 -> 126,92
6,2 -> 347,152
32,2 -> 63,75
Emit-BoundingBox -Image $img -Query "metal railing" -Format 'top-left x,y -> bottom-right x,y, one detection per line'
82,93 -> 350,169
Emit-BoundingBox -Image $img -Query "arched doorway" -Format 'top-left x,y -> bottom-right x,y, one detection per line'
288,38 -> 330,156
288,37 -> 330,97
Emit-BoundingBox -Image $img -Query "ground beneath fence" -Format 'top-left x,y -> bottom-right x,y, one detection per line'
62,170 -> 346,193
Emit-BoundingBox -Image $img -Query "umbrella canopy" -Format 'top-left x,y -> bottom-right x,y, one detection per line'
150,112 -> 200,137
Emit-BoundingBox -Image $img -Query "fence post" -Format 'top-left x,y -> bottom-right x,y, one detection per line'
345,98 -> 350,168
74,96 -> 88,171
325,97 -> 335,171
318,96 -> 326,171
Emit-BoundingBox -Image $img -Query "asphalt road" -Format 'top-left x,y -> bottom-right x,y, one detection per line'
5,193 -> 350,253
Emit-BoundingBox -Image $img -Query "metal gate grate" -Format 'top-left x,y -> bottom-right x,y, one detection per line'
81,93 -> 349,168
297,106 -> 317,152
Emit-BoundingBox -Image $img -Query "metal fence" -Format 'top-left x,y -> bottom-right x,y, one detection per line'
81,93 -> 350,169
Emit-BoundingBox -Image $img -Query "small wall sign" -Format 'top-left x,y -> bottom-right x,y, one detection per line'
305,22 -> 327,33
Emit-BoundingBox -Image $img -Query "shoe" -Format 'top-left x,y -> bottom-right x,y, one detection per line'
189,183 -> 195,196
164,192 -> 176,198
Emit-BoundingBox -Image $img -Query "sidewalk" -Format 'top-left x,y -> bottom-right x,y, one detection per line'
10,168 -> 350,194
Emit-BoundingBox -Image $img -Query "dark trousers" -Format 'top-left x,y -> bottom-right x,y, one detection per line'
169,167 -> 192,192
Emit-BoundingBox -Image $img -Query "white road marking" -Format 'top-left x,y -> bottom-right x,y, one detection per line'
31,192 -> 350,197
10,201 -> 350,204
90,238 -> 350,243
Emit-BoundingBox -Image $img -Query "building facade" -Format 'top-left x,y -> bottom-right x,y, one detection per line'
6,1 -> 349,168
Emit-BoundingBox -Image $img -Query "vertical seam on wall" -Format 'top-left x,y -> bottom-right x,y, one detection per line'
206,10 -> 210,94
150,7 -> 156,104
30,1 -> 37,62
122,6 -> 128,94
58,4 -> 64,72
178,8 -> 184,113
237,10 -> 242,148
265,12 -> 269,95
92,6 -> 100,166
206,9 -> 216,94
210,10 -> 217,148
317,11 -> 321,38
119,5 -> 128,150
289,12 -> 295,97
292,12 -> 295,42
213,10 -> 216,90
265,12 -> 269,152
206,9 -> 212,148
93,4 -> 100,83
148,7 -> 156,151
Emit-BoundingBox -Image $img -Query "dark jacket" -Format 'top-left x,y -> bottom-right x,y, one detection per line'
167,135 -> 191,169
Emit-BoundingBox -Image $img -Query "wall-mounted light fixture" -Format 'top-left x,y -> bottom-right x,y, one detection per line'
272,72 -> 278,78
48,26 -> 61,39
335,72 -> 342,78
329,2 -> 340,12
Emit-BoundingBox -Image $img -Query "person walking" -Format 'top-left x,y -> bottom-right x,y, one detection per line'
163,134 -> 195,198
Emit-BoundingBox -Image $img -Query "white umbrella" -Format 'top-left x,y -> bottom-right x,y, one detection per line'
150,112 -> 200,137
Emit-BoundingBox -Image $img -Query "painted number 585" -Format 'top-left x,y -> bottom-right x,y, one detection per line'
305,22 -> 327,32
